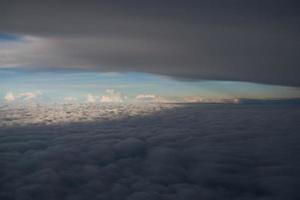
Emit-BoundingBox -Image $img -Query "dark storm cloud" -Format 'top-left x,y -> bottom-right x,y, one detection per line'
0,0 -> 300,86
0,104 -> 300,200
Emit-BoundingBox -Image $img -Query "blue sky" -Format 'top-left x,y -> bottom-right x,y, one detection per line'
0,68 -> 300,103
0,33 -> 21,41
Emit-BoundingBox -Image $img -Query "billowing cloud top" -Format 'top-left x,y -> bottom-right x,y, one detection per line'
1,0 -> 300,86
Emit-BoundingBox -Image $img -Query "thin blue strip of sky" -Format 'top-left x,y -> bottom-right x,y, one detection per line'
0,69 -> 300,102
0,33 -> 20,41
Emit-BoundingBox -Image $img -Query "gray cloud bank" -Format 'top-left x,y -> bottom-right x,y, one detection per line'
1,0 -> 300,86
0,104 -> 300,200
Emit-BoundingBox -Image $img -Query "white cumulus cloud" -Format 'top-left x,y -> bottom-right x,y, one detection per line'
135,94 -> 167,102
3,91 -> 42,103
4,92 -> 16,102
100,89 -> 127,103
86,94 -> 97,103
64,96 -> 78,102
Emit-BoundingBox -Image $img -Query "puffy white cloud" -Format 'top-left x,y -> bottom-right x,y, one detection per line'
64,96 -> 77,102
3,91 -> 41,103
86,94 -> 97,103
4,92 -> 16,102
100,89 -> 127,103
135,94 -> 167,102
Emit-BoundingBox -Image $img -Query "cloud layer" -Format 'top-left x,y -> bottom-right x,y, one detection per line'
0,103 -> 299,200
4,91 -> 41,103
0,0 -> 300,86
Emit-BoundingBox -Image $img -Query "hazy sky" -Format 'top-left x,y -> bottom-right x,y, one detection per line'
1,1 -> 300,102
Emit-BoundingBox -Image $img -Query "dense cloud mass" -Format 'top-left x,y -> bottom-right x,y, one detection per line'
0,0 -> 300,86
0,103 -> 299,200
